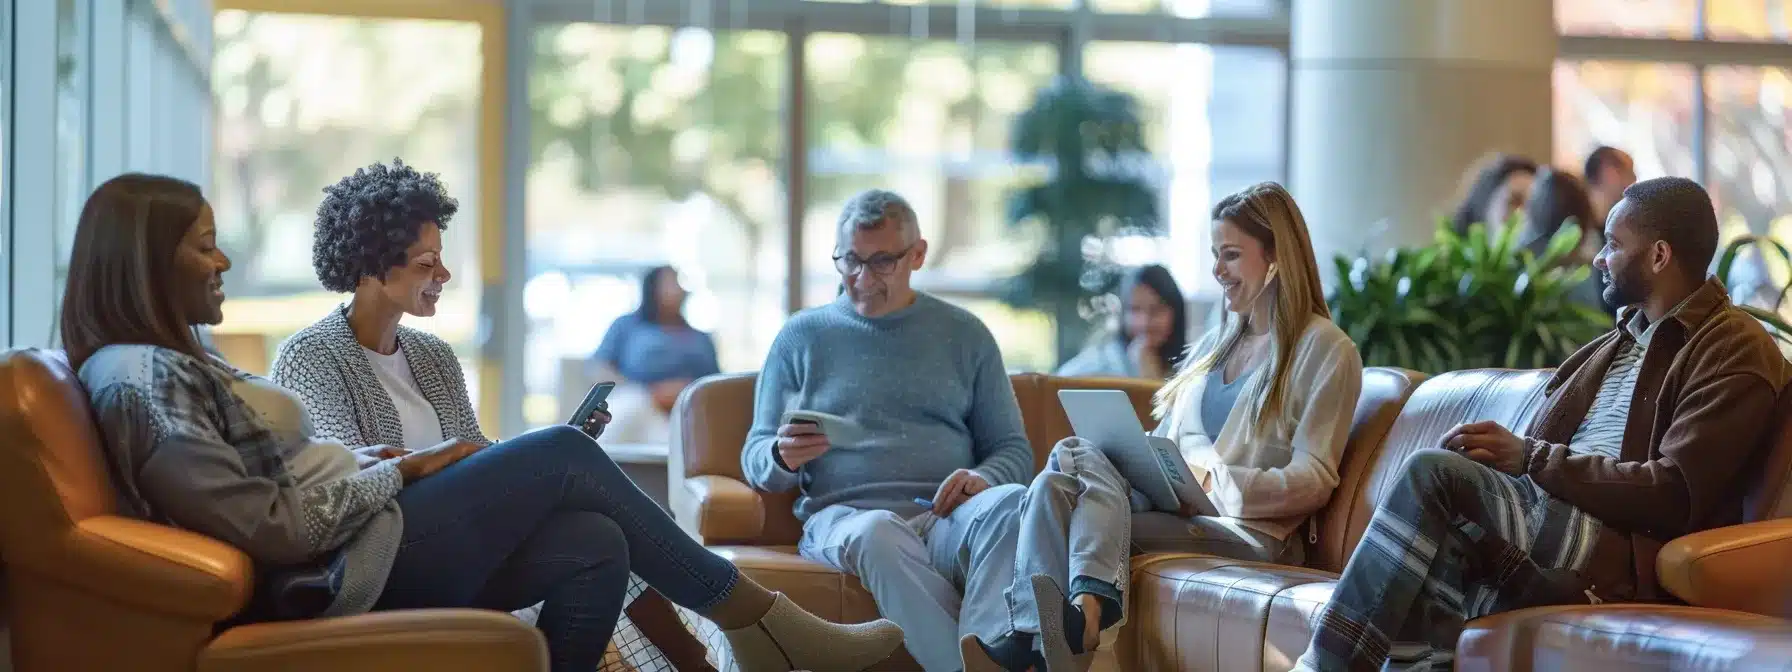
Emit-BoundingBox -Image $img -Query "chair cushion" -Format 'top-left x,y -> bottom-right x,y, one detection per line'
1457,603 -> 1792,672
1316,370 -> 1551,575
1121,553 -> 1338,671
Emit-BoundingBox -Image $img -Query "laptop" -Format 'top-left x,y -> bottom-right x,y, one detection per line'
1057,389 -> 1218,516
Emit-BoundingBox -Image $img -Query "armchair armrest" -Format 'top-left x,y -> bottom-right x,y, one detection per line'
1657,518 -> 1792,618
678,475 -> 765,543
55,515 -> 252,621
200,609 -> 547,672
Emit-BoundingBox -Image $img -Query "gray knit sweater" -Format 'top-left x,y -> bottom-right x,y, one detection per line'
80,344 -> 403,618
742,293 -> 1034,519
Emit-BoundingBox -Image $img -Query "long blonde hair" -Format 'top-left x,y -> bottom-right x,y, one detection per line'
1154,182 -> 1330,436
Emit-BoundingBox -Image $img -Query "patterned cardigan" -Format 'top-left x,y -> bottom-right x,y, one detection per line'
270,305 -> 489,450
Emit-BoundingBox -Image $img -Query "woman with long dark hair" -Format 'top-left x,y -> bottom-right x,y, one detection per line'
1451,153 -> 1539,234
1521,167 -> 1614,315
70,171 -> 903,672
1056,264 -> 1188,380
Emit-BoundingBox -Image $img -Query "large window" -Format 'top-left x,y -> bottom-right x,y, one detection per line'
1706,0 -> 1792,41
1092,0 -> 1280,16
1559,1 -> 1792,315
1557,0 -> 1698,38
1086,40 -> 1285,297
1707,66 -> 1792,236
0,0 -> 11,337
49,0 -> 88,341
1551,61 -> 1697,185
803,34 -> 1058,370
210,12 -> 484,376
525,22 -> 788,426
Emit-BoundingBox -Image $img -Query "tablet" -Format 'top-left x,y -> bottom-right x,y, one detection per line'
1057,389 -> 1217,516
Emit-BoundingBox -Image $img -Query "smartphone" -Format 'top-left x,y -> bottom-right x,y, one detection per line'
568,381 -> 617,426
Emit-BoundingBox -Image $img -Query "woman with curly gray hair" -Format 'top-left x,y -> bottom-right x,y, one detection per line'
270,160 -> 902,672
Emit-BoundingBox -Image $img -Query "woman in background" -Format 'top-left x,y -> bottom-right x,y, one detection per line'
1451,153 -> 1539,235
1056,264 -> 1188,380
1520,167 -> 1612,315
591,265 -> 721,443
963,182 -> 1363,672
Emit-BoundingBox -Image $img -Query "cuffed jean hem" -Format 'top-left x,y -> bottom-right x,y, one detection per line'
1068,576 -> 1123,629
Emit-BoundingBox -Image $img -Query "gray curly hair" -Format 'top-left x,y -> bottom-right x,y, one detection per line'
835,189 -> 920,249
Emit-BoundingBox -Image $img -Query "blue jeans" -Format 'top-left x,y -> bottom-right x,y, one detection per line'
374,425 -> 740,671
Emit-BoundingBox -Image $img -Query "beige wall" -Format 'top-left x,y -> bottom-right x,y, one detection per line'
1290,0 -> 1558,272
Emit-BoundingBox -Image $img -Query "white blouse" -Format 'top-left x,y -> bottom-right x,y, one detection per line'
362,344 -> 446,450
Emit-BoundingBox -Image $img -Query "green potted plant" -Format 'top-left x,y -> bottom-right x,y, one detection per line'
1328,219 -> 1611,373
1001,76 -> 1162,366
1715,234 -> 1792,348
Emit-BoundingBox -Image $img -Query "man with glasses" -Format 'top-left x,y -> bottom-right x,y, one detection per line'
741,189 -> 1035,671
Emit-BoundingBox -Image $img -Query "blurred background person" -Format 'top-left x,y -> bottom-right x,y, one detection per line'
1056,264 -> 1188,380
1520,168 -> 1614,316
591,265 -> 721,444
1451,153 -> 1540,235
1583,145 -> 1638,226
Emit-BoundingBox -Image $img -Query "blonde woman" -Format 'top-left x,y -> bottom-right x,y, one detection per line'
963,182 -> 1364,672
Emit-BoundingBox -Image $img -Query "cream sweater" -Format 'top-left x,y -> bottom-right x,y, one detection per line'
1154,315 -> 1363,540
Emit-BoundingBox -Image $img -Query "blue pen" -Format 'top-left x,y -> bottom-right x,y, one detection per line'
913,497 -> 934,508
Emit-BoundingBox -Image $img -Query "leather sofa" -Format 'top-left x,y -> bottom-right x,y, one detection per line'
668,368 -> 1423,669
1118,369 -> 1792,671
0,349 -> 549,672
673,368 -> 1792,671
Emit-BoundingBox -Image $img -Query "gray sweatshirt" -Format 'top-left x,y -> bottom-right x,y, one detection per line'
742,293 -> 1034,520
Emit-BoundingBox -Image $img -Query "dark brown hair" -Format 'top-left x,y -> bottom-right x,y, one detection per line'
1521,168 -> 1598,259
1451,153 -> 1539,233
60,173 -> 210,370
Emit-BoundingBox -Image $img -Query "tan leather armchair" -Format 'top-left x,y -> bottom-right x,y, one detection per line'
0,349 -> 547,672
667,372 -> 1164,669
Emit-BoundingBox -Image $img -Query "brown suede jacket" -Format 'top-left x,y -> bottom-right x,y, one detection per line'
1523,278 -> 1788,601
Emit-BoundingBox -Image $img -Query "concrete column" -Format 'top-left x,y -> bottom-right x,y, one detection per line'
1289,0 -> 1557,271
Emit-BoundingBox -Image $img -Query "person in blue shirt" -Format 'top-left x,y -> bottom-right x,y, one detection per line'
591,266 -> 721,441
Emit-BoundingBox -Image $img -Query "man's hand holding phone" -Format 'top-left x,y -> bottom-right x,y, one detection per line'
775,421 -> 830,471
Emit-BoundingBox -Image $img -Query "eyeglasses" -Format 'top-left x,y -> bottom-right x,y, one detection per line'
833,245 -> 913,276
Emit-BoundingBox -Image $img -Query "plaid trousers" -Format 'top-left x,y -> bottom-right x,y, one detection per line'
1295,449 -> 1603,672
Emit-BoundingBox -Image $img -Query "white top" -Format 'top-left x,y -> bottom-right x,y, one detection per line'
363,345 -> 445,450
1153,315 -> 1365,540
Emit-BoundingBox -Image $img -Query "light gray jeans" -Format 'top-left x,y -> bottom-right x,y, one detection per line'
798,484 -> 1027,672
1007,439 -> 1294,635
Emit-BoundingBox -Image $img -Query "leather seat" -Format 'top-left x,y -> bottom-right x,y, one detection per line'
0,349 -> 548,672
1457,604 -> 1792,671
1123,369 -> 1792,671
670,368 -> 1423,670
1116,367 -> 1435,670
